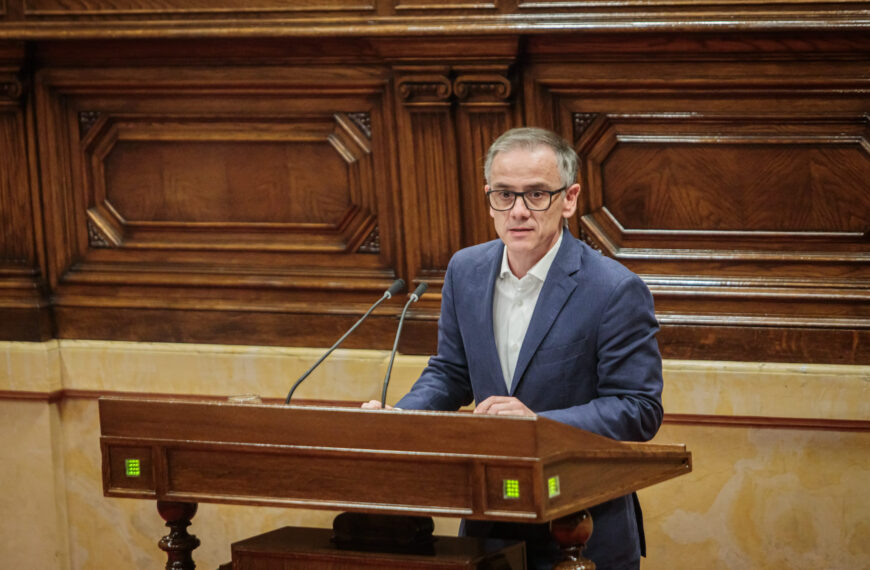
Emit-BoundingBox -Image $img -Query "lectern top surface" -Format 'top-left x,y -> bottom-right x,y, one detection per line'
99,397 -> 681,461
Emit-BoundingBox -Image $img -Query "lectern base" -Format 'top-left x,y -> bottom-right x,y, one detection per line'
231,526 -> 526,569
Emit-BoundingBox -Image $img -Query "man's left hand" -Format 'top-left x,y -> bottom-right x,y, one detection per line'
473,396 -> 536,417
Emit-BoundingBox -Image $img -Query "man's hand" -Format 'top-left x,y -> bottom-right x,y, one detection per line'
473,396 -> 535,417
361,400 -> 394,410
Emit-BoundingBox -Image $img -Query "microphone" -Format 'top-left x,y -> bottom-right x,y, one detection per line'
380,282 -> 428,407
284,279 -> 405,404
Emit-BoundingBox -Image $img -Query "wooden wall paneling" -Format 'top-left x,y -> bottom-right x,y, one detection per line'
366,86 -> 402,282
0,52 -> 29,259
392,59 -> 520,356
378,37 -> 521,354
33,63 -> 84,291
389,64 -> 460,352
0,26 -> 866,363
525,33 -> 870,363
453,63 -> 517,248
34,49 -> 409,348
0,41 -> 51,340
80,114 -> 381,252
392,65 -> 461,289
657,325 -> 870,366
378,35 -> 520,284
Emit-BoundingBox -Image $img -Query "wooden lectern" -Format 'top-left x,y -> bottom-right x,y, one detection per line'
99,397 -> 691,568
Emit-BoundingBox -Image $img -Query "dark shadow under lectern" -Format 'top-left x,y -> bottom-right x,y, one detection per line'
99,397 -> 691,569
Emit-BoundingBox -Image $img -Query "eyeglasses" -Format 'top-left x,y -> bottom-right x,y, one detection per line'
486,186 -> 568,211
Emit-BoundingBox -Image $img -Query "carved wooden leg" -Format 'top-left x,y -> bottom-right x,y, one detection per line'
551,509 -> 595,570
157,501 -> 201,570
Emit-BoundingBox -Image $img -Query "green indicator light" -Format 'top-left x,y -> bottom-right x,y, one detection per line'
548,475 -> 561,498
503,479 -> 520,499
125,458 -> 141,477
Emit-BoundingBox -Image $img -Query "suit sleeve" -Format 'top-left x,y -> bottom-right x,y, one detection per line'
538,274 -> 663,442
394,259 -> 475,411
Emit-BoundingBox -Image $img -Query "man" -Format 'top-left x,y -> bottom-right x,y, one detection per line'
364,127 -> 663,569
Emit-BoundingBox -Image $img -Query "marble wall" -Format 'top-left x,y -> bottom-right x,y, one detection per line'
1,340 -> 868,569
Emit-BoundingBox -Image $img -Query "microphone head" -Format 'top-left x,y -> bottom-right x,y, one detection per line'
385,279 -> 406,299
410,282 -> 428,302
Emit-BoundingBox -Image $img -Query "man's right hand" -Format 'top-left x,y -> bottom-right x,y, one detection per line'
361,400 -> 394,410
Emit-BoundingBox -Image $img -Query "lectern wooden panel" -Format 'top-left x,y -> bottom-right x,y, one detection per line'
99,397 -> 691,523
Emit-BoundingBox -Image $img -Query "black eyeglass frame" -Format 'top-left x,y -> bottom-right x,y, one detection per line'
485,185 -> 569,211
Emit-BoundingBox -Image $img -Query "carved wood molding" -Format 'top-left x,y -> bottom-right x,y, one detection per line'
453,73 -> 512,103
347,112 -> 372,138
397,70 -> 514,107
0,74 -> 23,102
78,111 -> 101,139
2,8 -> 869,39
572,112 -> 598,141
358,225 -> 380,254
579,225 -> 605,255
397,74 -> 452,104
86,218 -> 112,249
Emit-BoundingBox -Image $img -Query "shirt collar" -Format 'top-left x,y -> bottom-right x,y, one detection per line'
499,231 -> 564,282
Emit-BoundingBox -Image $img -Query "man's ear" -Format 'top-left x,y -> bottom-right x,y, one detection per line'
562,183 -> 581,218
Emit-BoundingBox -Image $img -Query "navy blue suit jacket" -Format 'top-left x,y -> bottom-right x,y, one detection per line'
396,231 -> 663,568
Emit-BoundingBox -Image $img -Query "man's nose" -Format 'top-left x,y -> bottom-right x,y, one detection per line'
509,195 -> 531,216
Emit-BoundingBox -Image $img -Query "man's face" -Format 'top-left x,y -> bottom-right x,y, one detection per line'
486,145 -> 579,275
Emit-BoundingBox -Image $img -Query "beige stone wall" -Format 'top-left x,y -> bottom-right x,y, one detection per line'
1,340 -> 868,569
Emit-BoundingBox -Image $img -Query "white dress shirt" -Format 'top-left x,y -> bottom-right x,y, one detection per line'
492,233 -> 563,391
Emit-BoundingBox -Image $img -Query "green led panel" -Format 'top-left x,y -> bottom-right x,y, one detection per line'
548,475 -> 561,498
125,458 -> 141,477
502,478 -> 520,499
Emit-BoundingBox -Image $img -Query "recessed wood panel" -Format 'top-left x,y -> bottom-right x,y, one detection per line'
30,58 -> 404,349
45,66 -> 390,259
33,57 -> 397,292
105,139 -> 349,225
577,116 -> 870,255
525,47 -> 869,362
0,54 -> 52,341
167,447 -> 472,509
604,142 -> 870,233
84,114 -> 375,252
0,112 -> 31,263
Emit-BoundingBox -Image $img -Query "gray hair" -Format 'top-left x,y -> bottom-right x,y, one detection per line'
484,127 -> 578,188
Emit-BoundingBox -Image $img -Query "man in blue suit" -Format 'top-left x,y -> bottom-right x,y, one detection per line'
365,127 -> 663,569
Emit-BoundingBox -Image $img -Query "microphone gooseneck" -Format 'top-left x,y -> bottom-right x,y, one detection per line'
284,278 -> 405,405
381,282 -> 428,407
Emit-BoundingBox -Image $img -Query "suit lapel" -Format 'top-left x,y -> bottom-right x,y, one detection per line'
471,241 -> 510,397
509,233 -> 581,395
